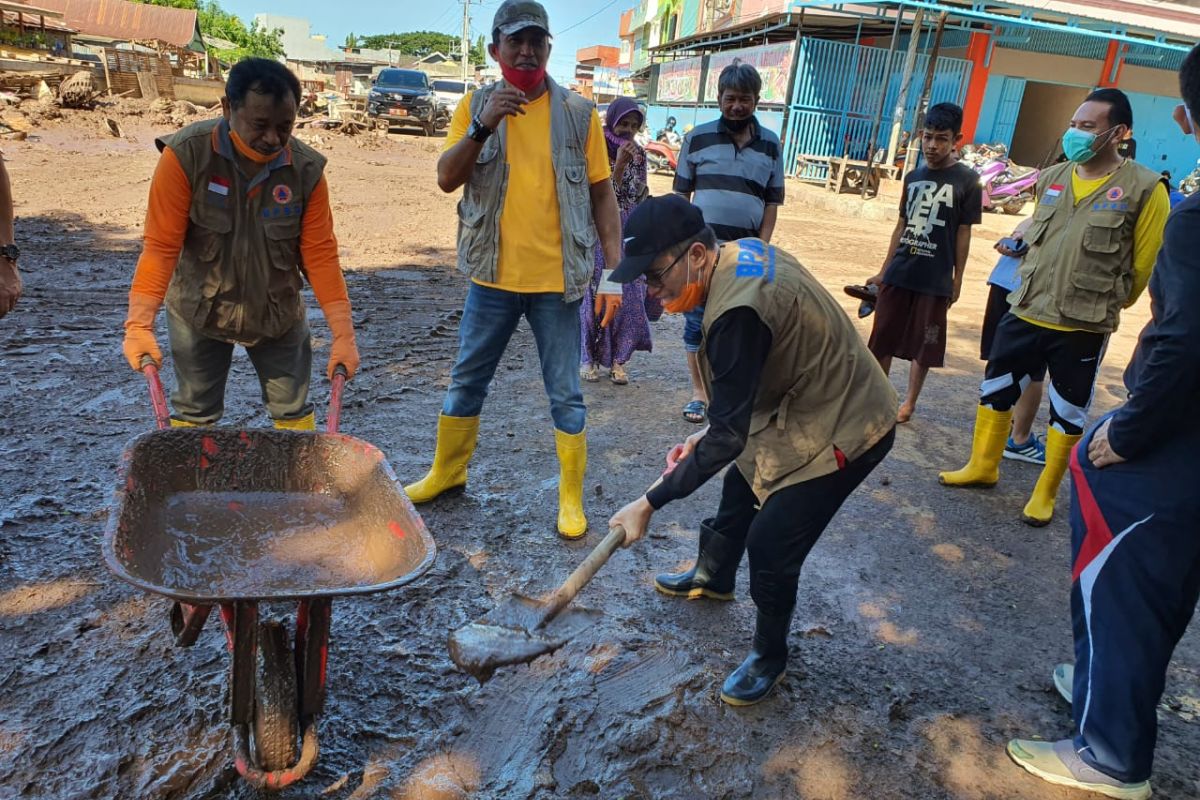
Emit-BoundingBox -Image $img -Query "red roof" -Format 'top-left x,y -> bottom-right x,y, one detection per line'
24,0 -> 202,48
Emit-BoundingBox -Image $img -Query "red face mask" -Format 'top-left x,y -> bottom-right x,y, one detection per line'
501,63 -> 547,93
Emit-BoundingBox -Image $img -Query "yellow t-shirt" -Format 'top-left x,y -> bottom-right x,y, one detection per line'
445,89 -> 611,293
1019,168 -> 1169,332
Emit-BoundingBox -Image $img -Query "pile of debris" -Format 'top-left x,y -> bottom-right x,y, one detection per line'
148,96 -> 213,128
294,94 -> 384,137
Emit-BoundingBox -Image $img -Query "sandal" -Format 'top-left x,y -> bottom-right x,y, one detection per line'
610,364 -> 629,385
682,400 -> 707,424
581,364 -> 600,382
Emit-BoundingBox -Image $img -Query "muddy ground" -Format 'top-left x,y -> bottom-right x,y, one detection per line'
0,107 -> 1197,800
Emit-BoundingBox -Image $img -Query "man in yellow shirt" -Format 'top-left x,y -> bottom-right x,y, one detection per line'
941,88 -> 1168,527
405,0 -> 623,539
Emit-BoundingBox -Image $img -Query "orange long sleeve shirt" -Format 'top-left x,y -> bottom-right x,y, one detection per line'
129,141 -> 349,309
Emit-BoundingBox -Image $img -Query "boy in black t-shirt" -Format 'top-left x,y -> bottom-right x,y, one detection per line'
866,103 -> 983,423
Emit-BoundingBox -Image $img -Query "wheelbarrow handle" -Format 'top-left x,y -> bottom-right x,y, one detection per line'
326,364 -> 348,434
140,356 -> 170,431
535,525 -> 627,630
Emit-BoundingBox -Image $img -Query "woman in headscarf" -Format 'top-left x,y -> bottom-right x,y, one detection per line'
580,97 -> 654,385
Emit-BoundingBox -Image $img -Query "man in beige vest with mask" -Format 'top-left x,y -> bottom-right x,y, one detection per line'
941,88 -> 1168,527
608,195 -> 896,706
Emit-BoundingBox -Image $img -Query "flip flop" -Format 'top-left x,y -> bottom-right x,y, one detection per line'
843,284 -> 879,302
683,400 -> 707,424
610,364 -> 629,385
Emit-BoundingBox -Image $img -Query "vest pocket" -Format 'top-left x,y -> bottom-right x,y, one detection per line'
457,203 -> 488,265
263,219 -> 301,268
1060,270 -> 1114,323
186,209 -> 232,262
1082,214 -> 1124,254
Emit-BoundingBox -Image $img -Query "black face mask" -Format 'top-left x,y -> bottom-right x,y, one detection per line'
722,115 -> 753,133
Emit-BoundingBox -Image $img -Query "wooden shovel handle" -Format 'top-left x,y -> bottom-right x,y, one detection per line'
535,525 -> 627,630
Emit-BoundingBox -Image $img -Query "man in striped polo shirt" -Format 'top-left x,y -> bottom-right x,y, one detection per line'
673,61 -> 786,425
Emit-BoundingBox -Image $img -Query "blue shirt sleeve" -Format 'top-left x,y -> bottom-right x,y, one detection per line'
1106,201 -> 1200,459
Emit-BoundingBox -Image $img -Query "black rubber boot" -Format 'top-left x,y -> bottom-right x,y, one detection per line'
654,519 -> 745,601
719,606 -> 794,706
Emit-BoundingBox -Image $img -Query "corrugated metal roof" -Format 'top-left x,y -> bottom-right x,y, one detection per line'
940,1 -> 1200,44
23,0 -> 203,49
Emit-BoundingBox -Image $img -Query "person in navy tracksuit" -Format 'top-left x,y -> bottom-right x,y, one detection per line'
1007,43 -> 1200,800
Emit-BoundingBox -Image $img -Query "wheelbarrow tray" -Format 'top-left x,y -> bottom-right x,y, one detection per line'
104,428 -> 436,604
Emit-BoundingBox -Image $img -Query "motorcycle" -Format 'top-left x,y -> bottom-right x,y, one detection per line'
966,143 -> 1039,215
644,139 -> 680,175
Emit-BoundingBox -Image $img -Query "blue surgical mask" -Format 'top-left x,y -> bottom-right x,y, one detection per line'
1062,127 -> 1099,163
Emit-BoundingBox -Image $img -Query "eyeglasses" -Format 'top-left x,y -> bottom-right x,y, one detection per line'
645,248 -> 688,288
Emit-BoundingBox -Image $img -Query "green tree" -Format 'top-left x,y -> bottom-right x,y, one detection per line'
472,34 -> 486,66
131,0 -> 284,62
358,30 -> 456,57
344,32 -> 358,50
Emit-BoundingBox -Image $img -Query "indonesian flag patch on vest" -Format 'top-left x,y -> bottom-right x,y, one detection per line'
207,176 -> 230,196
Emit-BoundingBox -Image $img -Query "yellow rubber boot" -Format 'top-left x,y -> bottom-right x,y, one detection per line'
938,405 -> 1014,487
555,428 -> 588,539
404,414 -> 480,504
1022,427 -> 1081,527
273,412 -> 316,431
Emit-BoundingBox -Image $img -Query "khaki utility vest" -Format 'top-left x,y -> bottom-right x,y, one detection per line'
1009,159 -> 1163,333
160,118 -> 326,345
457,76 -> 597,302
700,240 -> 897,501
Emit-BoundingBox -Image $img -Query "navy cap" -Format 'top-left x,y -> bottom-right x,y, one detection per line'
611,194 -> 706,283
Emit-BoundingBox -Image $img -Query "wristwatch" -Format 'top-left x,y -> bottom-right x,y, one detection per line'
467,116 -> 493,143
0,243 -> 19,261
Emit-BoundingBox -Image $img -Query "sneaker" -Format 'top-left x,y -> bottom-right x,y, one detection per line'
1053,663 -> 1074,704
1004,434 -> 1046,464
1007,739 -> 1150,799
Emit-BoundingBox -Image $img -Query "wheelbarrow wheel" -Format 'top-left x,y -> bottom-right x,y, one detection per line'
252,620 -> 299,772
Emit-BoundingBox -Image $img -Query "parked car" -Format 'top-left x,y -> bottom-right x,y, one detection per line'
368,68 -> 438,136
430,78 -> 476,117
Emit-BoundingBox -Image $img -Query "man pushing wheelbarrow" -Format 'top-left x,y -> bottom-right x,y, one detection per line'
121,57 -> 360,427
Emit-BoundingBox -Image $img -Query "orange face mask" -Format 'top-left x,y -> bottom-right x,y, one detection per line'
663,282 -> 705,314
229,128 -> 277,164
662,250 -> 706,314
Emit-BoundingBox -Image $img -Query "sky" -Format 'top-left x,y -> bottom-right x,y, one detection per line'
219,0 -> 626,83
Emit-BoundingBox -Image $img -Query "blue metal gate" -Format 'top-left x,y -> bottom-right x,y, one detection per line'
783,37 -> 973,180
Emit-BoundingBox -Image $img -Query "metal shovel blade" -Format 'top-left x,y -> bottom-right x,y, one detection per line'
448,594 -> 599,682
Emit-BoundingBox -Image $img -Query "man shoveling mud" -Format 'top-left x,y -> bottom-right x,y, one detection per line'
121,59 -> 359,429
608,195 -> 896,705
405,0 -> 623,539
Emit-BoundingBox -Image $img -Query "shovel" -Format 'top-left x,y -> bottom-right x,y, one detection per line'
448,525 -> 627,681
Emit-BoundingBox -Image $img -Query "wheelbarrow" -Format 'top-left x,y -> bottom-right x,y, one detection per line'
103,362 -> 436,790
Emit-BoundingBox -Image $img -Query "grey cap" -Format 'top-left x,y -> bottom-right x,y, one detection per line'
493,0 -> 550,36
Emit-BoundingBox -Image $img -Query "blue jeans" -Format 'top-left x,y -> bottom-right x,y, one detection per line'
442,282 -> 586,434
683,305 -> 705,353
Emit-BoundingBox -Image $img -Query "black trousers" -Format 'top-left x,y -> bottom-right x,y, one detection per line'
980,313 -> 1106,436
709,429 -> 895,616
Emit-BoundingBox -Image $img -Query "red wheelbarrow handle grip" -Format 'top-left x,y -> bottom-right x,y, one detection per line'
140,357 -> 170,431
327,364 -> 348,434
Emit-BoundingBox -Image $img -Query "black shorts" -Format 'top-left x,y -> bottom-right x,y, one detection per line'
981,284 -> 1046,381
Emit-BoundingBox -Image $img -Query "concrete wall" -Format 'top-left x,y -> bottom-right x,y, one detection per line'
990,48 -> 1097,88
644,103 -> 784,139
1008,81 -> 1088,165
1119,64 -> 1179,98
173,77 -> 225,106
